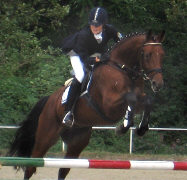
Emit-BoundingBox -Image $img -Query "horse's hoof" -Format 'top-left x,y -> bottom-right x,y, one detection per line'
136,126 -> 149,136
115,124 -> 130,135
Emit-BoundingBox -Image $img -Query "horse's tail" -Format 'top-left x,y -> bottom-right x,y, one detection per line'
7,96 -> 49,157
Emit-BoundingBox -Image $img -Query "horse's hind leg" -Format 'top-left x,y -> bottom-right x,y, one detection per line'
136,95 -> 153,136
58,126 -> 92,180
24,116 -> 62,179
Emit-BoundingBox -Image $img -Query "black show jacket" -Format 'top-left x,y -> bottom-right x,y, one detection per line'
61,24 -> 121,66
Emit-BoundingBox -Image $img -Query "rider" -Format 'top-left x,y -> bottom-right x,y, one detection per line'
61,7 -> 123,127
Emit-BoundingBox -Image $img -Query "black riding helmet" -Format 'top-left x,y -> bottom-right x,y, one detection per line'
88,7 -> 108,27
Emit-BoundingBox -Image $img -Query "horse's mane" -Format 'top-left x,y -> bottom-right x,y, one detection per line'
110,32 -> 146,52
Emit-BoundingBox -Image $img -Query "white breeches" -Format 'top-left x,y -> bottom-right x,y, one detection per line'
70,56 -> 85,83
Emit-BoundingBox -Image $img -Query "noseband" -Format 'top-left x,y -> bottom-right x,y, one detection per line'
142,68 -> 162,81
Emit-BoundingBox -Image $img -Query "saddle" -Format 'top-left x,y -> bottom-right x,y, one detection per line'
62,70 -> 92,105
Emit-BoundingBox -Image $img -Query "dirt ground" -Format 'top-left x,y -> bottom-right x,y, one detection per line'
1,166 -> 187,180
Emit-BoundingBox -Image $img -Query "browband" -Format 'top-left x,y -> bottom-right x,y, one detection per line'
144,42 -> 162,46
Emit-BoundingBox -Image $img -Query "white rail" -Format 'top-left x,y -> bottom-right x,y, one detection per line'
0,126 -> 19,129
93,126 -> 187,154
1,125 -> 187,154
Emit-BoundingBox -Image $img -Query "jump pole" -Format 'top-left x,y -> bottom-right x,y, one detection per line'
0,157 -> 187,170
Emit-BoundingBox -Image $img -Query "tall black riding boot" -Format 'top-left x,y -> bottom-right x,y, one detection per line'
62,78 -> 81,127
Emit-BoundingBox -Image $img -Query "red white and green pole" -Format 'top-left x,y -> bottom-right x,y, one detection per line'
0,157 -> 187,170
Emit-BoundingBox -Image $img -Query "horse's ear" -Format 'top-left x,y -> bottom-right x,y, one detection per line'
158,30 -> 165,42
146,29 -> 153,41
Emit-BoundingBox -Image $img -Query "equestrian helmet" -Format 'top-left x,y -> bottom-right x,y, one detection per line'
89,7 -> 108,27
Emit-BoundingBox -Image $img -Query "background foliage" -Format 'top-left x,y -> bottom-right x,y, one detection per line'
0,0 -> 186,154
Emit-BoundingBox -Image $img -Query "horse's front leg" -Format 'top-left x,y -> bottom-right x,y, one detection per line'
116,92 -> 136,135
115,106 -> 135,135
136,95 -> 153,136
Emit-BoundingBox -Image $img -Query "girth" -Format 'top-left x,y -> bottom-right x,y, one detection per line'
83,92 -> 115,122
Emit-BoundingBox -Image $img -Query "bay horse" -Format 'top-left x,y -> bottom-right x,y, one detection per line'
8,30 -> 165,180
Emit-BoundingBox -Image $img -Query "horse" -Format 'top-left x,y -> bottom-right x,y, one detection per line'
8,30 -> 165,180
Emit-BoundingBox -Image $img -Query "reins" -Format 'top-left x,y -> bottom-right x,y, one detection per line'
106,61 -> 141,81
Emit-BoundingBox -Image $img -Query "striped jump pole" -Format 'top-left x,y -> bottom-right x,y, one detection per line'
0,157 -> 187,170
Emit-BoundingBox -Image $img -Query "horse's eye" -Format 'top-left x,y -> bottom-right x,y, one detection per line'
141,51 -> 144,57
144,53 -> 151,60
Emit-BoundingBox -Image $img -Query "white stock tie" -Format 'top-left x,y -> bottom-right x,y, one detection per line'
94,32 -> 102,44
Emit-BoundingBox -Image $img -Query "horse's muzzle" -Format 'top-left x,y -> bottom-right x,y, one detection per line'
151,79 -> 164,93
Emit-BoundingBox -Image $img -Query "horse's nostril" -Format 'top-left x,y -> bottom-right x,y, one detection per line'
152,80 -> 164,92
152,81 -> 156,88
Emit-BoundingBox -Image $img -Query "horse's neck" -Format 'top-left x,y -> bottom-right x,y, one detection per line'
110,36 -> 145,67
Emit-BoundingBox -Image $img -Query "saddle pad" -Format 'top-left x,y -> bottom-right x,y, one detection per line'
61,86 -> 70,104
61,78 -> 73,104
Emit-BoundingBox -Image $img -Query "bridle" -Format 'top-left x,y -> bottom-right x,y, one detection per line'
106,42 -> 163,81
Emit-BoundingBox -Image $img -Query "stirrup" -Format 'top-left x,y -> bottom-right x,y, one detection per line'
62,111 -> 74,127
